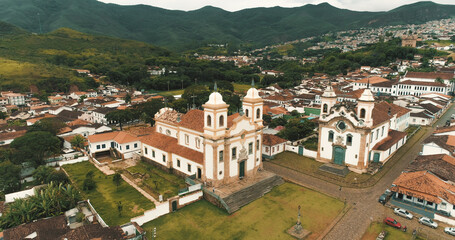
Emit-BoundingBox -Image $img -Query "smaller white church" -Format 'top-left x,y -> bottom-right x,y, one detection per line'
317,86 -> 410,173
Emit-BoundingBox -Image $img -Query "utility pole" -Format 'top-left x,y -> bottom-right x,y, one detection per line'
191,95 -> 197,109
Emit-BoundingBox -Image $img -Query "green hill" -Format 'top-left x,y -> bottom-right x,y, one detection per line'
0,0 -> 453,50
0,24 -> 171,92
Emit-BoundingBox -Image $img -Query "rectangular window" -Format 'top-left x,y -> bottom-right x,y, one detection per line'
256,140 -> 260,150
248,143 -> 253,155
381,126 -> 385,137
347,135 -> 352,146
152,150 -> 155,158
145,147 -> 148,155
188,164 -> 191,172
219,150 -> 223,162
232,147 -> 237,160
102,144 -> 106,149
96,145 -> 100,150
370,132 -> 374,142
162,155 -> 166,163
329,131 -> 334,142
417,198 -> 424,203
185,134 -> 189,144
427,202 -> 433,206
177,159 -> 180,167
376,129 -> 379,140
126,145 -> 130,150
134,143 -> 138,148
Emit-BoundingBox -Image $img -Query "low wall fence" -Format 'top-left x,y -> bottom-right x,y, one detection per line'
285,144 -> 317,158
435,214 -> 455,226
87,199 -> 109,227
58,157 -> 89,166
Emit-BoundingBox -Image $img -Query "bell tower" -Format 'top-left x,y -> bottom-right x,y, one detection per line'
203,83 -> 229,139
242,80 -> 263,126
357,86 -> 375,127
320,85 -> 337,119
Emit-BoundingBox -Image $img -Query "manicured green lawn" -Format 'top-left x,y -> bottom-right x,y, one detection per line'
143,183 -> 344,240
127,161 -> 186,199
302,137 -> 318,151
361,222 -> 424,240
63,161 -> 154,226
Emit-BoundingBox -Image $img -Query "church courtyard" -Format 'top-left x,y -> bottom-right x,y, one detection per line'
142,182 -> 345,240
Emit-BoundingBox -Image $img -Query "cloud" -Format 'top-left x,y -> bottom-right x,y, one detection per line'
98,0 -> 455,12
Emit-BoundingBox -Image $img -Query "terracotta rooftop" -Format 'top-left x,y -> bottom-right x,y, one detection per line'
423,135 -> 455,153
434,125 -> 455,134
0,130 -> 27,142
140,132 -> 203,165
372,102 -> 411,126
88,131 -> 138,144
406,154 -> 455,182
177,109 -> 204,132
405,71 -> 454,80
263,134 -> 287,146
391,170 -> 455,205
373,130 -> 407,151
355,76 -> 389,84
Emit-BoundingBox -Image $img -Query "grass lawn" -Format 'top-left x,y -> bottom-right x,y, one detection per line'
233,83 -> 252,93
158,89 -> 185,96
142,182 -> 345,240
361,222 -> 425,240
63,161 -> 155,226
126,161 -> 186,200
405,125 -> 420,135
270,152 -> 376,187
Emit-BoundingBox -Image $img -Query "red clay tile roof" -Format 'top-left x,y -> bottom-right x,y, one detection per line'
391,171 -> 455,205
87,131 -> 138,144
355,76 -> 389,84
371,102 -> 410,126
434,125 -> 455,134
227,113 -> 240,128
373,130 -> 407,151
0,130 -> 26,142
263,134 -> 287,146
406,154 -> 455,182
423,135 -> 455,153
140,132 -> 203,165
405,72 -> 454,80
178,109 -> 204,132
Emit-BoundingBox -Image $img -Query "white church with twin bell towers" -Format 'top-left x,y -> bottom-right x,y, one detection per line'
140,83 -> 264,187
316,83 -> 410,173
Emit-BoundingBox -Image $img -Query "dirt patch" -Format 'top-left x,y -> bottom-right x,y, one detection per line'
131,204 -> 144,214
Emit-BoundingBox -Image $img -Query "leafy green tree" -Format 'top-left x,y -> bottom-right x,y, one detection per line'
0,161 -> 21,193
451,35 -> 455,42
70,134 -> 87,151
182,85 -> 210,108
0,111 -> 7,120
132,99 -> 164,125
263,114 -> 272,125
10,131 -> 62,167
124,93 -> 132,104
170,98 -> 188,113
28,118 -> 66,135
435,77 -> 444,83
106,109 -> 133,130
33,166 -> 69,185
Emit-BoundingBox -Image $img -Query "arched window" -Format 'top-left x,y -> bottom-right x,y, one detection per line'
256,108 -> 261,119
207,115 -> 212,127
360,108 -> 366,118
323,104 -> 328,113
246,109 -> 249,117
219,115 -> 224,127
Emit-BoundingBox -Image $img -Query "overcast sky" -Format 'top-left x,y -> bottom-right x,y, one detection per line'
98,0 -> 455,12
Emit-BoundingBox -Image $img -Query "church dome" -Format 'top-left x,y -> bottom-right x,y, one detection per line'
359,88 -> 375,102
245,87 -> 260,99
206,91 -> 226,105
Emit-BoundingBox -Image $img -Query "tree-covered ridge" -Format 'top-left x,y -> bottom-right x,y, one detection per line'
0,0 -> 453,50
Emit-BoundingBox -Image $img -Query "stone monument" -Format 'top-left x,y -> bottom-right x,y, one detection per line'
287,205 -> 311,239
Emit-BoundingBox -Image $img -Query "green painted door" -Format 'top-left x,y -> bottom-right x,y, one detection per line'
333,146 -> 345,165
298,146 -> 304,155
373,153 -> 380,163
239,161 -> 245,179
172,201 -> 177,212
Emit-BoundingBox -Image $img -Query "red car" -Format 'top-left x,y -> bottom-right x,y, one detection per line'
384,217 -> 403,229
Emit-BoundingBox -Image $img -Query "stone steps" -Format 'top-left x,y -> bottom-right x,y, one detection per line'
222,175 -> 284,214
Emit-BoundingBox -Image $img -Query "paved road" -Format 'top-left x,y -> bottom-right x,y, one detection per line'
265,108 -> 455,240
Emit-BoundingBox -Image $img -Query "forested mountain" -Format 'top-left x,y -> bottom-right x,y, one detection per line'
0,0 -> 453,50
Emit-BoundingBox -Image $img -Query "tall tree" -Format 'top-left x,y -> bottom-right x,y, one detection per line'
0,160 -> 21,193
113,172 -> 122,190
132,99 -> 164,125
70,135 -> 87,151
10,131 -> 62,167
106,109 -> 133,130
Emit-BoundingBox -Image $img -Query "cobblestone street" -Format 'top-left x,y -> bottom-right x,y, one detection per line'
264,124 -> 454,240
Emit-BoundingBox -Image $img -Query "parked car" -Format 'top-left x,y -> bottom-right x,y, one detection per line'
384,217 -> 403,229
393,208 -> 413,219
378,189 -> 393,204
418,217 -> 438,229
444,227 -> 455,236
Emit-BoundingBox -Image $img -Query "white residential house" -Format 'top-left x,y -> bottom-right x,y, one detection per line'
88,131 -> 141,159
262,134 -> 287,158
